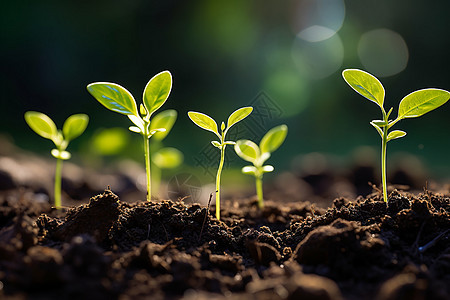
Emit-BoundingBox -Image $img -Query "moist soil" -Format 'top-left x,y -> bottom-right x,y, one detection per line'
0,187 -> 449,300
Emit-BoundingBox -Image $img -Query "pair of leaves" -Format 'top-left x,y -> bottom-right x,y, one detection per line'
25,111 -> 89,160
25,111 -> 89,145
188,106 -> 253,139
342,69 -> 450,121
235,124 -> 288,167
87,71 -> 172,135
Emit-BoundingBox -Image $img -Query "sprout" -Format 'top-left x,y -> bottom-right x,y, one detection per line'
234,125 -> 288,208
342,69 -> 450,202
24,111 -> 89,208
188,106 -> 253,220
87,71 -> 173,201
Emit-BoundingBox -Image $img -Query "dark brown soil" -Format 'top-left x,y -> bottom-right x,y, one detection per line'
0,187 -> 449,300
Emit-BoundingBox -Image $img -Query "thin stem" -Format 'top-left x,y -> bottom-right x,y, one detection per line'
216,145 -> 225,220
256,175 -> 263,208
54,157 -> 63,209
381,127 -> 388,203
143,134 -> 152,201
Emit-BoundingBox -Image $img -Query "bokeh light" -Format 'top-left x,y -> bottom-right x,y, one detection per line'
292,0 -> 346,42
358,28 -> 409,77
291,33 -> 344,79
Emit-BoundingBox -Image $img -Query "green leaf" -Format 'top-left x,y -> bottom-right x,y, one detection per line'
261,165 -> 274,173
129,126 -> 141,133
152,147 -> 183,169
260,124 -> 288,154
371,120 -> 386,127
91,127 -> 129,155
342,69 -> 385,109
149,128 -> 166,136
24,111 -> 58,141
387,130 -> 407,142
211,141 -> 221,148
234,140 -> 260,163
397,88 -> 450,119
51,149 -> 71,160
242,166 -> 257,176
227,106 -> 253,129
62,114 -> 89,141
150,109 -> 177,141
128,115 -> 145,133
370,121 -> 383,138
188,111 -> 220,137
143,71 -> 172,116
87,82 -> 138,116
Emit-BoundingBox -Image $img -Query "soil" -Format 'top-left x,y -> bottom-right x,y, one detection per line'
0,185 -> 449,300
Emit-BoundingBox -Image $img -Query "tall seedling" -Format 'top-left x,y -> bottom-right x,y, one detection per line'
87,71 -> 173,201
188,107 -> 253,220
342,69 -> 450,202
25,112 -> 89,208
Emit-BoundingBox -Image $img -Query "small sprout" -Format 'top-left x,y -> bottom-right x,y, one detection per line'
87,71 -> 173,201
234,125 -> 288,208
188,106 -> 253,220
24,111 -> 89,208
342,69 -> 450,202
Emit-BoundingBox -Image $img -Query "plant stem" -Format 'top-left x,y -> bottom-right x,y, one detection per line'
54,157 -> 62,209
143,134 -> 152,201
216,145 -> 225,220
256,175 -> 264,208
381,128 -> 388,203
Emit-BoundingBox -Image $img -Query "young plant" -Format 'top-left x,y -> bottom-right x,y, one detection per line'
342,69 -> 450,202
87,71 -> 173,201
234,124 -> 288,208
24,111 -> 89,208
188,106 -> 253,220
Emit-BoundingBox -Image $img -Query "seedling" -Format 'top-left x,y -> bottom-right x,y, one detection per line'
234,124 -> 288,208
87,71 -> 173,201
24,111 -> 89,208
188,106 -> 253,220
342,69 -> 450,202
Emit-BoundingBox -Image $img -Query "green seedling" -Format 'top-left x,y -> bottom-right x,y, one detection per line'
342,69 -> 450,202
234,124 -> 288,208
87,71 -> 173,201
188,106 -> 253,220
24,111 -> 89,208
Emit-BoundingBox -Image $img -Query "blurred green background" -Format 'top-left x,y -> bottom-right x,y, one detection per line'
2,0 -> 450,186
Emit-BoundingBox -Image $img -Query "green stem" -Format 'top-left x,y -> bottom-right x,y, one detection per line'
54,157 -> 62,209
143,134 -> 151,201
216,145 -> 225,220
256,175 -> 263,208
381,128 -> 388,203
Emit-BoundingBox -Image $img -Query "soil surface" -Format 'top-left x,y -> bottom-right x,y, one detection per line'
0,186 -> 449,300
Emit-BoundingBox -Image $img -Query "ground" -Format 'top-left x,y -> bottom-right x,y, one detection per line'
0,186 -> 449,300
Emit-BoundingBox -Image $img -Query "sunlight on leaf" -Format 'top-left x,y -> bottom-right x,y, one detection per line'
87,82 -> 138,116
342,69 -> 385,108
143,71 -> 172,116
24,111 -> 58,141
397,89 -> 450,119
188,111 -> 220,137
